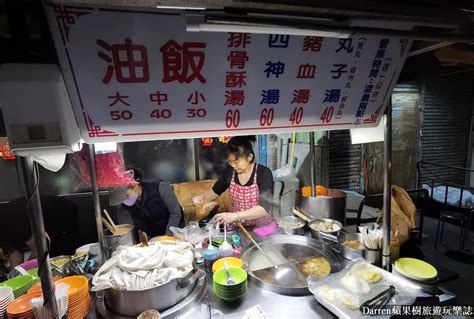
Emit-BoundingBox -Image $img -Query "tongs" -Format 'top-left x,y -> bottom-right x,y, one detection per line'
360,285 -> 396,311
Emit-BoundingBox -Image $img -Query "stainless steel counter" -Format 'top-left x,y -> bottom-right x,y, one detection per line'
91,231 -> 343,318
91,269 -> 336,319
180,273 -> 336,319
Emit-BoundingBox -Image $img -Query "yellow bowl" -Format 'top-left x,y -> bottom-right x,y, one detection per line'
212,257 -> 243,273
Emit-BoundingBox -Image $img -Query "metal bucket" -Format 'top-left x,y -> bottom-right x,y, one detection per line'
297,188 -> 347,225
277,216 -> 305,235
104,269 -> 202,317
337,232 -> 366,260
103,224 -> 137,258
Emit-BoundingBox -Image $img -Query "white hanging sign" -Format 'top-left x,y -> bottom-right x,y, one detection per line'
45,4 -> 411,143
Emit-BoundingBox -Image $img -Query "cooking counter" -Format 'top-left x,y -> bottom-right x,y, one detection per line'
91,268 -> 336,319
181,271 -> 336,319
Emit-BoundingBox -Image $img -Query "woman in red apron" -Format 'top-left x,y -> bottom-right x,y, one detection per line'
193,136 -> 277,236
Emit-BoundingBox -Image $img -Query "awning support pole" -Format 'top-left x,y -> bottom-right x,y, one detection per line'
193,138 -> 200,181
19,156 -> 59,318
382,100 -> 392,270
88,144 -> 107,261
310,132 -> 316,197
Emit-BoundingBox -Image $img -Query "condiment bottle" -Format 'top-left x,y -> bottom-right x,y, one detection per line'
203,248 -> 219,273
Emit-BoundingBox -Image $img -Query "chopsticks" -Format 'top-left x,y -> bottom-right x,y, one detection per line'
102,217 -> 117,235
358,225 -> 383,249
102,209 -> 118,235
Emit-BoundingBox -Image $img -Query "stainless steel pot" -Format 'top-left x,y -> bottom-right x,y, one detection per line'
104,269 -> 202,317
297,188 -> 347,225
308,218 -> 343,239
337,232 -> 365,260
277,216 -> 305,235
103,224 -> 137,259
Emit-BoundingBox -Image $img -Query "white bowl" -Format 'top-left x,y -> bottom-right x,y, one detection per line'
0,287 -> 13,300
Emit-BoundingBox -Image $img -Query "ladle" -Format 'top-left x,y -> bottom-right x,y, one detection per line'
237,223 -> 297,286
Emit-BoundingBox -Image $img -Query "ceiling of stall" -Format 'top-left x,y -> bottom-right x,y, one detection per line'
0,0 -> 473,81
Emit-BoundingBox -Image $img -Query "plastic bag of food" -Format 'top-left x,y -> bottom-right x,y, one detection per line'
308,259 -> 421,319
169,222 -> 205,245
71,146 -> 137,188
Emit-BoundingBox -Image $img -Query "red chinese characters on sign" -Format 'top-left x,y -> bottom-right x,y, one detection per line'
160,40 -> 207,84
187,91 -> 206,105
227,51 -> 249,69
225,90 -> 245,106
297,64 -> 316,79
202,137 -> 213,147
226,72 -> 247,88
97,39 -> 149,84
0,143 -> 15,160
303,36 -> 323,52
149,91 -> 168,105
227,33 -> 251,48
291,89 -> 311,104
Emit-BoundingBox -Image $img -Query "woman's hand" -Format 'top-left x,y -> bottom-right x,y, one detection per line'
192,194 -> 204,205
215,212 -> 238,224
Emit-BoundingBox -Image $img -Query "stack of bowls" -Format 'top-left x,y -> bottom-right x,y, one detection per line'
26,277 -> 62,295
213,267 -> 248,301
212,257 -> 243,273
392,258 -> 438,294
0,275 -> 35,298
6,292 -> 40,318
0,287 -> 14,317
56,276 -> 91,318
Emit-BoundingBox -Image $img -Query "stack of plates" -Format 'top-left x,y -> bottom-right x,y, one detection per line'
213,267 -> 248,301
0,286 -> 14,317
392,258 -> 439,294
5,293 -> 40,318
0,275 -> 35,298
56,276 -> 91,319
26,277 -> 62,295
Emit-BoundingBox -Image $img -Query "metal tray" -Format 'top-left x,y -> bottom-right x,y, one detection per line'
309,260 -> 422,319
241,235 -> 344,296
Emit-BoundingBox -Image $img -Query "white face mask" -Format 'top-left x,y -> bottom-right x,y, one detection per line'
123,191 -> 138,206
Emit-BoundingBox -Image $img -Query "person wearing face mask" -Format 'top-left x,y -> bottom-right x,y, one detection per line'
192,136 -> 275,232
109,168 -> 184,237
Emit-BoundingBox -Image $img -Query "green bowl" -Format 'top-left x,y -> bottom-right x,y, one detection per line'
213,267 -> 247,287
27,268 -> 39,278
214,288 -> 247,301
0,275 -> 34,291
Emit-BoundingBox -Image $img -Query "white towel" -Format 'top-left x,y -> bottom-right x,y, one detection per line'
92,242 -> 194,291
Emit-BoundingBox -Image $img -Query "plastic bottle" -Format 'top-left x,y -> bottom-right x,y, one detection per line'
203,248 -> 219,273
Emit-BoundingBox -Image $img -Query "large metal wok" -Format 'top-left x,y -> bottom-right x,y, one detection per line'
240,235 -> 343,295
104,269 -> 202,317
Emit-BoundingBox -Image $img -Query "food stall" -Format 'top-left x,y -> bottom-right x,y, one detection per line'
0,2 -> 471,318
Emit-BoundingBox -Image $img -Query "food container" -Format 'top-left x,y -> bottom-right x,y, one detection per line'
337,232 -> 366,260
50,255 -> 71,274
297,188 -> 347,225
278,216 -> 305,235
309,218 -> 343,239
104,269 -> 202,317
365,248 -> 382,267
103,224 -> 137,259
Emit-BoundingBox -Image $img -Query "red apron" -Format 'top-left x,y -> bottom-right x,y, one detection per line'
228,164 -> 276,235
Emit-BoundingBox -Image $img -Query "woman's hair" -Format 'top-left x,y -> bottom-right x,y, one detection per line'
225,135 -> 256,162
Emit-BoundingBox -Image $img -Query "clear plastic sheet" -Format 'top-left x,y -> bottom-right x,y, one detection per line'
308,259 -> 421,319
